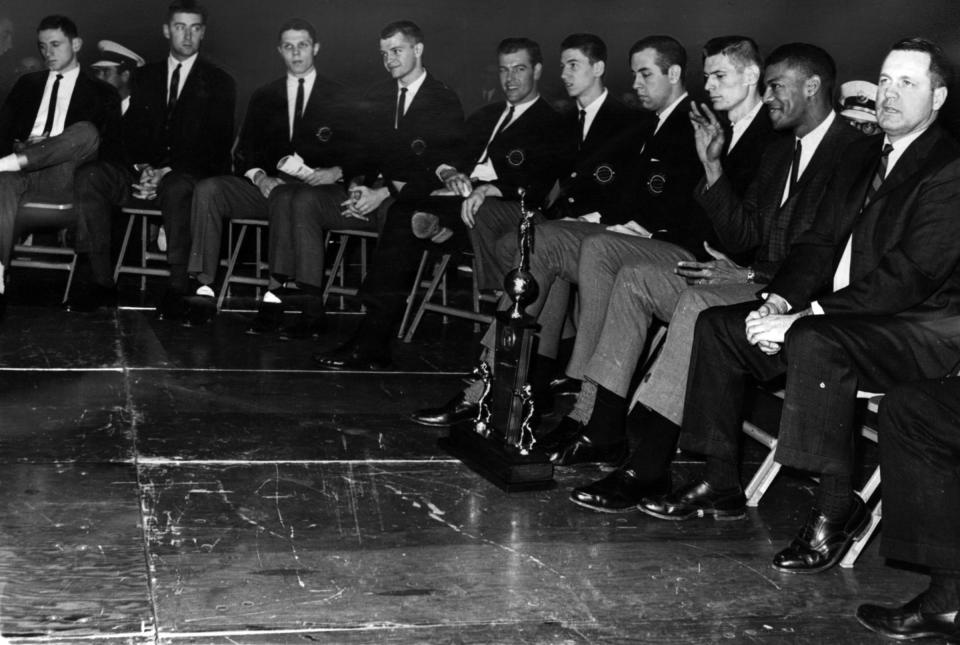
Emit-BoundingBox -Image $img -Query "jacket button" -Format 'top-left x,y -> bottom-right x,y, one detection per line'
570,171 -> 577,178
568,197 -> 575,203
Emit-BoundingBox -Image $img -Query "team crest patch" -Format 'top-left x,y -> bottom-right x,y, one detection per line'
593,164 -> 615,185
506,149 -> 525,166
316,126 -> 333,142
646,172 -> 667,195
411,138 -> 427,155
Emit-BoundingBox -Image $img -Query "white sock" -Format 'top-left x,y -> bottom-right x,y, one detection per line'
195,284 -> 215,298
0,262 -> 5,293
263,290 -> 282,304
0,153 -> 21,172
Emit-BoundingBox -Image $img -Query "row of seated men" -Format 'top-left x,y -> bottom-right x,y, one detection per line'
0,1 -> 957,639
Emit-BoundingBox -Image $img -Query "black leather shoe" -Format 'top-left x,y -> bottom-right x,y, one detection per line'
857,594 -> 960,641
66,283 -> 118,312
279,315 -> 327,340
181,293 -> 216,327
156,289 -> 188,321
537,416 -> 584,453
314,342 -> 392,371
549,433 -> 627,466
245,302 -> 283,335
410,392 -> 478,427
638,480 -> 746,521
549,376 -> 581,397
570,468 -> 671,513
772,497 -> 869,574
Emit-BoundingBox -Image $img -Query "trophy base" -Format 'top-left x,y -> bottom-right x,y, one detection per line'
439,423 -> 556,492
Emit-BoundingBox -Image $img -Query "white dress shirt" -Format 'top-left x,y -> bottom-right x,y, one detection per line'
727,99 -> 764,152
470,94 -> 539,181
29,65 -> 81,138
397,68 -> 427,117
166,53 -> 198,103
779,110 -> 837,207
579,88 -> 608,141
286,67 -> 317,139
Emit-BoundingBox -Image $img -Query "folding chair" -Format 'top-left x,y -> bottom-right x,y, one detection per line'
10,200 -> 77,303
216,218 -> 269,311
114,205 -> 168,290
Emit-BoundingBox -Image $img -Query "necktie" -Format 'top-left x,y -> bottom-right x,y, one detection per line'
293,77 -> 305,140
395,86 -> 407,129
578,108 -> 587,148
788,139 -> 802,198
862,143 -> 894,210
478,105 -> 514,164
168,63 -> 181,112
41,73 -> 62,136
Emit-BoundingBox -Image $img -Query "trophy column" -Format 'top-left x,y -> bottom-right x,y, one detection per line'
438,191 -> 555,491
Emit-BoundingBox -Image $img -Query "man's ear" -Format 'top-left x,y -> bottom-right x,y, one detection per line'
743,64 -> 760,87
533,62 -> 542,82
804,74 -> 822,98
668,64 -> 682,84
413,42 -> 424,58
933,85 -> 948,112
71,36 -> 82,55
162,23 -> 171,41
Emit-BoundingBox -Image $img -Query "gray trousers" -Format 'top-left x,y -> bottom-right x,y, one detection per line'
188,176 -> 265,285
469,197 -> 541,291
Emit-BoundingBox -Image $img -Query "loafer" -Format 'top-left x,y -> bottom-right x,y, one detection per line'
314,342 -> 392,371
245,302 -> 283,335
772,496 -> 869,574
536,416 -> 584,452
279,315 -> 327,340
549,433 -> 627,466
181,294 -> 216,328
638,480 -> 746,521
156,289 -> 188,321
570,468 -> 671,513
549,376 -> 581,397
857,594 -> 960,641
410,391 -> 478,427
66,283 -> 118,312
411,211 -> 453,244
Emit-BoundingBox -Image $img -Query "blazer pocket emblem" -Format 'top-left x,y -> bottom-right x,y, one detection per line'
410,138 -> 427,156
646,172 -> 667,195
593,164 -> 615,185
506,148 -> 525,166
316,126 -> 333,143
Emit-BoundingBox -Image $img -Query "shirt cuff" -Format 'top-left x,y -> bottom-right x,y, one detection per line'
435,164 -> 456,181
244,168 -> 265,182
810,301 -> 824,315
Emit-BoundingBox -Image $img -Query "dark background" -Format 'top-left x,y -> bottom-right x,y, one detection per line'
2,0 -> 959,124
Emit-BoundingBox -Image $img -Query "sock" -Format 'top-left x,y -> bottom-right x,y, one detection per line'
625,407 -> 680,482
195,284 -> 215,298
816,472 -> 854,521
583,385 -> 627,445
169,264 -> 189,293
568,379 -> 597,423
0,261 -> 5,293
263,290 -> 282,304
705,456 -> 740,491
922,570 -> 960,613
463,379 -> 485,404
0,153 -> 21,172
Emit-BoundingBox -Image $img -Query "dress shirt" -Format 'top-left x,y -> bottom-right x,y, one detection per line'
578,88 -> 608,140
286,67 -> 316,139
29,65 -> 81,138
779,110 -> 837,206
727,99 -> 763,151
654,91 -> 688,135
469,94 -> 539,182
121,95 -> 130,116
397,68 -> 427,117
166,53 -> 198,103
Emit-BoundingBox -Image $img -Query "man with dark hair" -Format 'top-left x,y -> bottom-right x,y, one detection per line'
67,0 -> 235,315
639,38 -> 960,576
90,40 -> 145,116
246,18 -> 464,338
570,42 -> 862,512
0,14 -> 121,321
184,17 -> 352,329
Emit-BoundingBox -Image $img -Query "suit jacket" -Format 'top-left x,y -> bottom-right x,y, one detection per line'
548,94 -> 645,223
722,105 -> 778,198
353,73 -> 465,200
0,69 -> 122,161
457,97 -> 569,207
698,114 -> 863,282
123,57 -> 236,177
767,123 -> 960,337
235,74 -> 354,177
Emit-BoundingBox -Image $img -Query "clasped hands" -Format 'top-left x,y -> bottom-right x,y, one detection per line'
132,165 -> 172,200
744,293 -> 810,356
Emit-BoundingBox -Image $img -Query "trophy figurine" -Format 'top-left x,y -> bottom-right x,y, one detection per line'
439,189 -> 555,491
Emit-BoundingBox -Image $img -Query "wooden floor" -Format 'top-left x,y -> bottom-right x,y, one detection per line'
0,274 -> 939,644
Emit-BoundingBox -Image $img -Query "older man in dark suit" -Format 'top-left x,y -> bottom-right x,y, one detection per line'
68,0 -> 235,316
571,43 -> 863,511
639,38 -> 960,576
0,15 -> 120,321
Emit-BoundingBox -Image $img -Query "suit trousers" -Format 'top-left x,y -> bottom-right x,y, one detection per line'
879,376 -> 960,569
681,301 -> 960,475
469,197 -> 541,291
156,171 -> 198,289
0,122 -> 99,266
632,282 -> 762,424
567,232 -> 694,397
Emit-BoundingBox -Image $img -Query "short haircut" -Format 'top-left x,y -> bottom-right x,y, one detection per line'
167,0 -> 207,24
560,33 -> 606,64
765,43 -> 837,99
703,35 -> 762,71
497,37 -> 542,67
629,35 -> 687,80
37,15 -> 79,39
380,20 -> 423,44
890,37 -> 953,88
277,18 -> 318,45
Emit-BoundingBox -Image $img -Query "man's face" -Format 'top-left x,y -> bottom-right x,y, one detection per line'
877,49 -> 946,141
762,61 -> 809,132
278,29 -> 318,77
560,47 -> 602,100
37,28 -> 80,73
703,53 -> 752,112
499,49 -> 540,105
163,11 -> 205,60
379,32 -> 422,82
631,48 -> 673,112
91,65 -> 121,88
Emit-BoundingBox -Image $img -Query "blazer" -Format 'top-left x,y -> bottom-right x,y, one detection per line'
235,74 -> 353,177
722,105 -> 779,198
0,69 -> 122,161
767,123 -> 960,337
353,73 -> 465,200
123,57 -> 236,177
458,97 -> 569,207
548,94 -> 646,223
698,114 -> 864,283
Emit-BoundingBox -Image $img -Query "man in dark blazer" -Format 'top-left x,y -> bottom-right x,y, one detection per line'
639,38 -> 960,576
184,18 -> 352,327
0,15 -> 120,321
571,43 -> 863,511
68,0 -> 235,316
247,19 -> 464,337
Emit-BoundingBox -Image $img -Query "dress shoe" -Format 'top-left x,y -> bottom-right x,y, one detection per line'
536,416 -> 585,453
279,314 -> 327,340
410,391 -> 478,427
156,289 -> 188,321
245,302 -> 283,335
549,433 -> 627,466
857,594 -> 960,641
570,468 -> 671,513
314,341 -> 392,371
410,211 -> 453,243
638,480 -> 746,521
772,497 -> 868,574
548,376 -> 581,397
66,283 -> 118,312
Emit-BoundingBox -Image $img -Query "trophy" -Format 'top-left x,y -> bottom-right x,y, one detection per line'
438,189 -> 555,491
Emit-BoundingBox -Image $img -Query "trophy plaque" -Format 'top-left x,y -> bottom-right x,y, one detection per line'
438,190 -> 556,491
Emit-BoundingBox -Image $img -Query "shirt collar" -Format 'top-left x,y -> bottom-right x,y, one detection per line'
399,68 -> 427,92
287,67 -> 317,85
49,65 -> 80,81
731,99 -> 763,129
798,109 -> 836,146
656,91 -> 687,124
579,88 -> 607,117
168,52 -> 198,74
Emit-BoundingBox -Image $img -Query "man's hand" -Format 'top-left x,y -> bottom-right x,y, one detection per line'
302,166 -> 342,187
341,185 -> 388,219
132,165 -> 172,200
675,241 -> 749,285
606,220 -> 652,237
443,171 -> 473,198
744,296 -> 808,355
254,172 -> 283,199
460,183 -> 501,228
689,102 -> 725,186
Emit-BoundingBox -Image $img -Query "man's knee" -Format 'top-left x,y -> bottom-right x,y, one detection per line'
783,315 -> 836,354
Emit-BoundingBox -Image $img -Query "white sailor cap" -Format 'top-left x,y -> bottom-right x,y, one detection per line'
839,80 -> 878,124
91,40 -> 145,69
